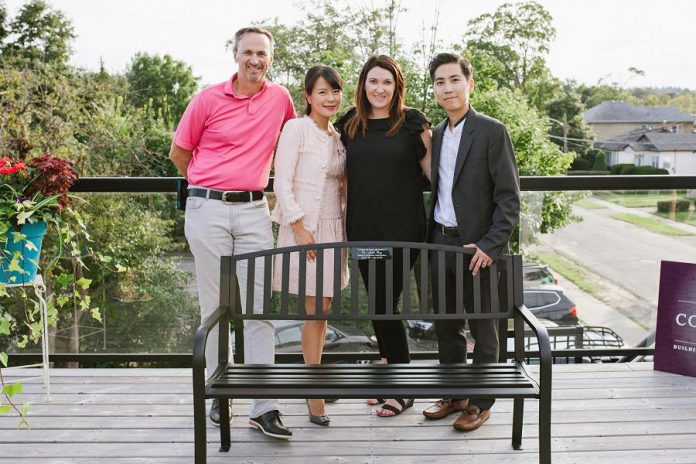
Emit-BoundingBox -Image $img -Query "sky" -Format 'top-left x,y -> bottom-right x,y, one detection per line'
4,0 -> 696,89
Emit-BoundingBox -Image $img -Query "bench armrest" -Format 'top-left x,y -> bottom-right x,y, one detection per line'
514,304 -> 552,384
192,306 -> 228,375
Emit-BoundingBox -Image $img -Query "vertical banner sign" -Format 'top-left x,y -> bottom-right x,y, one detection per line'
655,261 -> 696,377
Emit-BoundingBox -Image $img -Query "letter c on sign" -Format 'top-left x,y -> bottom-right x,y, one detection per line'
676,314 -> 696,327
676,314 -> 686,326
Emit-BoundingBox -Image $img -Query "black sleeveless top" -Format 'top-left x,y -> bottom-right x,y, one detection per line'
335,107 -> 430,241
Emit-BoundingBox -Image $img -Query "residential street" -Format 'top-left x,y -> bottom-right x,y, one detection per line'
535,197 -> 696,341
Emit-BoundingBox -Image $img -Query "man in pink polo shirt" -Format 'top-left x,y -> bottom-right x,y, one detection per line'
169,27 -> 295,440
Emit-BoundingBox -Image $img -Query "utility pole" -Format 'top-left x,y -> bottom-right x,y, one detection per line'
562,112 -> 568,153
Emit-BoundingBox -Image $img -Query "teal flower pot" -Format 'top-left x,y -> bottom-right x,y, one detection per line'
0,221 -> 48,285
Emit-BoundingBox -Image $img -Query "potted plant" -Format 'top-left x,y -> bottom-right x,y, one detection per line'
1,153 -> 77,284
0,152 -> 103,426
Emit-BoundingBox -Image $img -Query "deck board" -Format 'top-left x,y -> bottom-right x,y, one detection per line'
1,363 -> 695,463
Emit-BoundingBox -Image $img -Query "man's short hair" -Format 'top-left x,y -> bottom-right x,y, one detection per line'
232,27 -> 274,53
428,53 -> 474,82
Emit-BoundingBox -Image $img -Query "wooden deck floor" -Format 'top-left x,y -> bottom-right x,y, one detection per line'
1,363 -> 695,463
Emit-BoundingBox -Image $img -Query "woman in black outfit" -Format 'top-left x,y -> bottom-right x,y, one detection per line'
335,55 -> 431,417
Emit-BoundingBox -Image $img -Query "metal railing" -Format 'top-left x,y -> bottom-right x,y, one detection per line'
6,174 -> 696,366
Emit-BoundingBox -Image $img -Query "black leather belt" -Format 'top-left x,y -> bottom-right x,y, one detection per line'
188,188 -> 264,203
435,222 -> 459,237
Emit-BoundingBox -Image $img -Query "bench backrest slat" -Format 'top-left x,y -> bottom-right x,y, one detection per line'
224,241 -> 515,321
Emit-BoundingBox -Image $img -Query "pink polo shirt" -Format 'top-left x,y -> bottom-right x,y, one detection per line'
174,74 -> 296,191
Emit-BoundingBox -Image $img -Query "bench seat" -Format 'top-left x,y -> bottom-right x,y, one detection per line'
207,363 -> 540,399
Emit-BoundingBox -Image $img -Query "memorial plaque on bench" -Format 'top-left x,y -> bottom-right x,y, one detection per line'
351,247 -> 393,260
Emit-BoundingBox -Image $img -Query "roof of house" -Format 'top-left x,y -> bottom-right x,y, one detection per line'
584,101 -> 696,124
594,127 -> 696,152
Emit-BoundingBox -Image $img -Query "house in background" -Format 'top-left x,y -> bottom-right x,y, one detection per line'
594,127 -> 696,174
584,101 -> 695,141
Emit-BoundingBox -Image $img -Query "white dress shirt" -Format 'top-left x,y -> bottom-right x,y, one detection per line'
433,119 -> 465,227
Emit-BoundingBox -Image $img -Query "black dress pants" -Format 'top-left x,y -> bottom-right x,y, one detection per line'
431,230 -> 499,410
358,249 -> 418,364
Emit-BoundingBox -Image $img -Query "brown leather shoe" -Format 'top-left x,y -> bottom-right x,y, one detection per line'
423,398 -> 469,420
453,405 -> 491,431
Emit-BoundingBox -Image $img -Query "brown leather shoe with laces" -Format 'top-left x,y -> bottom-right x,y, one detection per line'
422,398 -> 469,420
453,405 -> 491,431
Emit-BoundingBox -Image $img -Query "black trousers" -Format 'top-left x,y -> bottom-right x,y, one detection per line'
430,230 -> 499,410
358,249 -> 418,364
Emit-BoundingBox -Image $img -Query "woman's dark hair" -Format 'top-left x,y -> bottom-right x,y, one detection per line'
304,66 -> 343,116
344,55 -> 406,139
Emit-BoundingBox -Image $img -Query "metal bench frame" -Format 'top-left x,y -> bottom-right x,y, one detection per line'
193,241 -> 552,463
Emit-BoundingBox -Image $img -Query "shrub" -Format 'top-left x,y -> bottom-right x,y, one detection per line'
610,164 -> 633,175
566,170 -> 610,175
657,200 -> 691,213
592,153 -> 607,171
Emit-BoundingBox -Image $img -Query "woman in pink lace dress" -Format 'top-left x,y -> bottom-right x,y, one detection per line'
271,66 -> 348,426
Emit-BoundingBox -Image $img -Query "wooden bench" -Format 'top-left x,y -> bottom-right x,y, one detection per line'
192,241 -> 552,463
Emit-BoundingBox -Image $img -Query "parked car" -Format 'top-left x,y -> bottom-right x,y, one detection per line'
273,320 -> 378,354
407,286 -> 579,339
523,263 -> 558,286
523,285 -> 578,325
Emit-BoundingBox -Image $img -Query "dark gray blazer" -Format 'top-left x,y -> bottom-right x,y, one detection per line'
427,107 -> 521,260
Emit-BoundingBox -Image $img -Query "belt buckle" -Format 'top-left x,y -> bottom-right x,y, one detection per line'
221,190 -> 246,204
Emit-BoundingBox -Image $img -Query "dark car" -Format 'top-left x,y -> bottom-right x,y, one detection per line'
523,286 -> 578,325
407,286 -> 578,339
273,320 -> 378,355
523,263 -> 558,286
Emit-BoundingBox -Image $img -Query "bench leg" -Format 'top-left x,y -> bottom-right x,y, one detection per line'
193,393 -> 207,464
512,398 -> 524,450
219,398 -> 231,452
539,390 -> 552,464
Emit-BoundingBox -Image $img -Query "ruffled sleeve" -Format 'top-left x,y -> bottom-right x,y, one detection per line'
404,107 -> 431,160
334,107 -> 356,146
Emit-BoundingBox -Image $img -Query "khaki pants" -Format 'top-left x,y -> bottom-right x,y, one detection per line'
185,193 -> 277,418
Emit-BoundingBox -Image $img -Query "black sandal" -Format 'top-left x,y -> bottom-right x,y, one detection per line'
376,398 -> 414,417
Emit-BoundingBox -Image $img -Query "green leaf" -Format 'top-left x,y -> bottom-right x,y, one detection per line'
16,335 -> 28,349
91,307 -> 102,322
55,294 -> 69,308
24,241 -> 38,252
0,405 -> 12,415
57,273 -> 73,288
8,257 -> 22,273
115,264 -> 127,272
11,231 -> 26,243
76,278 -> 92,290
0,317 -> 11,335
2,383 -> 23,398
0,352 -> 8,367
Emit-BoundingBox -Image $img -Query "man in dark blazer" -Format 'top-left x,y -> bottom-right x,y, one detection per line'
422,52 -> 521,432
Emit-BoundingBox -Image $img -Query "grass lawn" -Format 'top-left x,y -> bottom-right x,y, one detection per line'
611,213 -> 694,236
535,251 -> 608,303
575,199 -> 607,209
655,211 -> 696,226
595,192 -> 686,208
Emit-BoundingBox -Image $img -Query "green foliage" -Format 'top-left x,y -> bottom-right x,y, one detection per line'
126,53 -> 199,129
592,152 -> 607,171
459,1 -> 556,102
0,0 -> 74,67
656,200 -> 691,213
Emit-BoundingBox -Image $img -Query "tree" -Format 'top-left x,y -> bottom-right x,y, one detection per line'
1,0 -> 74,67
459,1 -> 556,100
545,81 -> 596,160
125,53 -> 199,128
